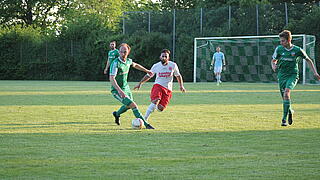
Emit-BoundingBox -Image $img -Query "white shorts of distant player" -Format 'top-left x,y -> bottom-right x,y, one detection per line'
214,66 -> 222,74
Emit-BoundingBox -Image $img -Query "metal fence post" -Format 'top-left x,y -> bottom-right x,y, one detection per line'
172,9 -> 176,61
256,4 -> 259,35
285,2 -> 288,26
123,12 -> 126,34
200,8 -> 203,35
229,6 -> 231,30
148,12 -> 151,33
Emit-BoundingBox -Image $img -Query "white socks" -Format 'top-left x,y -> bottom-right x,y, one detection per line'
216,75 -> 221,82
144,103 -> 156,121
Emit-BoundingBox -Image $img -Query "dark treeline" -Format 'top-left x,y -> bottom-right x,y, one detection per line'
0,0 -> 319,81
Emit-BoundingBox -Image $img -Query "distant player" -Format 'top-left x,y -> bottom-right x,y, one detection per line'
103,41 -> 119,75
271,30 -> 320,126
210,46 -> 226,85
109,43 -> 155,129
134,49 -> 186,122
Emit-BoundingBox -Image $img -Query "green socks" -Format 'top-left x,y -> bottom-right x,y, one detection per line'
282,99 -> 291,121
116,105 -> 128,116
132,107 -> 148,126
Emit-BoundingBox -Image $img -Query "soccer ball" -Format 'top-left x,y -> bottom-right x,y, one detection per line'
131,118 -> 143,129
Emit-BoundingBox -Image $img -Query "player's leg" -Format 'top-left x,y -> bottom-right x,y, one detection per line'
111,91 -> 130,125
279,76 -> 298,126
145,99 -> 159,121
127,101 -> 155,129
282,88 -> 291,126
114,91 -> 153,129
285,77 -> 298,125
145,84 -> 162,121
157,88 -> 172,112
214,66 -> 222,85
214,67 -> 218,84
278,79 -> 288,126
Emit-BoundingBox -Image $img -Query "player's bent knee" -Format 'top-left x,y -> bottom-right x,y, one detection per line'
128,102 -> 138,109
152,99 -> 160,104
157,105 -> 165,112
122,97 -> 133,106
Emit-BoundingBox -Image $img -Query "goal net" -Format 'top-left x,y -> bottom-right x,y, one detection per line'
194,35 -> 317,84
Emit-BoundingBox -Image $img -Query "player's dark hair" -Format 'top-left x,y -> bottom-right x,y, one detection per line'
110,40 -> 116,43
161,49 -> 170,54
279,30 -> 292,41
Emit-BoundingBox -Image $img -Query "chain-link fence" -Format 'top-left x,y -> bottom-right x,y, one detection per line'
123,3 -> 319,61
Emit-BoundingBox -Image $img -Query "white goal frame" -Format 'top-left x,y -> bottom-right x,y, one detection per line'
193,34 -> 316,84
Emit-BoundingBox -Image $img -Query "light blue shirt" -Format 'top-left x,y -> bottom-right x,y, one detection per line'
212,52 -> 225,67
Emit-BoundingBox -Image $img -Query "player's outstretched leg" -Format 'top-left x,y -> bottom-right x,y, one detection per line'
113,105 -> 129,125
132,107 -> 155,129
288,109 -> 294,125
145,103 -> 156,121
113,111 -> 120,125
281,99 -> 291,126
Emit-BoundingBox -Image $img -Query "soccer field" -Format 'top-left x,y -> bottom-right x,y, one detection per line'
0,80 -> 319,179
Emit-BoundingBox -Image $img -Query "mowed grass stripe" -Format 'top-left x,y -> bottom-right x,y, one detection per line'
0,104 -> 319,134
1,89 -> 320,95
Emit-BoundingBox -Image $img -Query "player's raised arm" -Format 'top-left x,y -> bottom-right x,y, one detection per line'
134,74 -> 153,90
132,62 -> 153,76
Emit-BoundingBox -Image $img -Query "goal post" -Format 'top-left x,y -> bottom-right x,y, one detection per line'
194,35 -> 317,84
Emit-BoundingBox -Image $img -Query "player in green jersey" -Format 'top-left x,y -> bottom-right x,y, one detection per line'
109,43 -> 155,129
271,30 -> 320,126
103,41 -> 120,75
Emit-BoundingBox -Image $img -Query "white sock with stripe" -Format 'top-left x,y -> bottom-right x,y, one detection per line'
145,103 -> 156,121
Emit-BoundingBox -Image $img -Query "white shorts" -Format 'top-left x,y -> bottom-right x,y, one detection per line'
214,66 -> 222,73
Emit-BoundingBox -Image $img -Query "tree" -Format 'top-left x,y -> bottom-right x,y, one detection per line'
0,0 -> 72,31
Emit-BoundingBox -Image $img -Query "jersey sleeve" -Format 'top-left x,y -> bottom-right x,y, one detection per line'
109,61 -> 118,76
173,63 -> 181,76
222,52 -> 225,60
115,49 -> 120,57
148,64 -> 157,78
272,46 -> 280,60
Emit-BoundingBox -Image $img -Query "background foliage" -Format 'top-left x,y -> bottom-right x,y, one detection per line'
0,0 -> 319,81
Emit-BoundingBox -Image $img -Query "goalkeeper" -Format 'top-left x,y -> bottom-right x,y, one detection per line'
210,46 -> 226,85
271,30 -> 320,126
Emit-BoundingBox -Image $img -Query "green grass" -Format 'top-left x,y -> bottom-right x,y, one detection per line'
0,80 -> 319,179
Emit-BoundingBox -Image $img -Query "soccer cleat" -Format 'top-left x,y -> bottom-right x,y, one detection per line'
288,109 -> 294,125
281,120 -> 287,126
145,124 -> 155,129
113,111 -> 120,125
288,113 -> 293,125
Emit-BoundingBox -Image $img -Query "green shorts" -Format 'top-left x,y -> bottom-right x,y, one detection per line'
111,90 -> 133,106
278,74 -> 299,93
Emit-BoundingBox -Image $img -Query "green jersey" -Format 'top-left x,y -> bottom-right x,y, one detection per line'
109,57 -> 133,92
272,45 -> 308,78
108,49 -> 120,65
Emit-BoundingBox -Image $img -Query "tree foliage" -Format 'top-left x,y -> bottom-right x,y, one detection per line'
0,1 -> 319,81
0,0 -> 72,31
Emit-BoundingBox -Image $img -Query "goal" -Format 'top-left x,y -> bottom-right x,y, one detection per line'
193,35 -> 317,84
